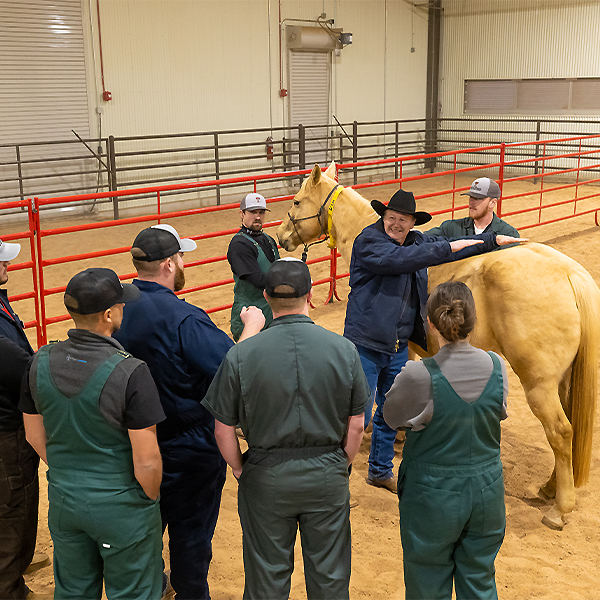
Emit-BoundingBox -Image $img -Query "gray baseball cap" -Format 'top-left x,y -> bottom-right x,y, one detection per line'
240,193 -> 269,211
461,177 -> 501,199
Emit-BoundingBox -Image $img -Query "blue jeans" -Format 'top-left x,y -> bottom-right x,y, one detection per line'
357,344 -> 408,480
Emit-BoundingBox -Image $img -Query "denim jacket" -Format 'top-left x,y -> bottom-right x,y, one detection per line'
343,220 -> 497,355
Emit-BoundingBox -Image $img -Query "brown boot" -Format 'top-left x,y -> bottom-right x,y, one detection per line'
365,475 -> 398,494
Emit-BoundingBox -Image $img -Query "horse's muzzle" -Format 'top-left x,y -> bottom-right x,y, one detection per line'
277,224 -> 299,251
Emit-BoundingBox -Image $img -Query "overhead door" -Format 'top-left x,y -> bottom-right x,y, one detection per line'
0,0 -> 93,203
289,51 -> 331,168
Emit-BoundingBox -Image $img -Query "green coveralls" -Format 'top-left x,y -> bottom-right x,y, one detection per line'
203,314 -> 369,600
425,213 -> 520,239
398,353 -> 506,600
230,231 -> 279,341
35,347 -> 162,600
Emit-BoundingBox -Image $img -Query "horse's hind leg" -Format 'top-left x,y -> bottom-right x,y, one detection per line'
538,368 -> 571,501
523,380 -> 574,530
539,469 -> 556,500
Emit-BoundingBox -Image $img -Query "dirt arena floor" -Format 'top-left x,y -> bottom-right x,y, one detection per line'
5,171 -> 600,599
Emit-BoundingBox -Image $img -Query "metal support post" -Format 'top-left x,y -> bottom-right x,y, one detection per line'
214,133 -> 221,205
352,121 -> 358,185
108,136 -> 119,219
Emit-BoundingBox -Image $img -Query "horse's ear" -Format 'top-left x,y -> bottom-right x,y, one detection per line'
308,164 -> 322,187
324,162 -> 336,179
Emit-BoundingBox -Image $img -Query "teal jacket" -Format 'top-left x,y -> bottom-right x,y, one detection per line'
425,213 -> 519,238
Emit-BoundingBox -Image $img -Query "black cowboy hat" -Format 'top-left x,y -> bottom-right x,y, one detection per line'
371,189 -> 432,226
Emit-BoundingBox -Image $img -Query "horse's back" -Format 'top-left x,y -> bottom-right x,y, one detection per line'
429,243 -> 600,385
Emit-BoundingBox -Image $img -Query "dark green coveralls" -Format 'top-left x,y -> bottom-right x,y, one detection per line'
398,353 -> 506,600
34,347 -> 162,600
203,314 -> 369,600
230,231 -> 279,341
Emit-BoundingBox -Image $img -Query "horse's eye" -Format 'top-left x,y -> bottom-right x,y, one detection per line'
293,200 -> 300,206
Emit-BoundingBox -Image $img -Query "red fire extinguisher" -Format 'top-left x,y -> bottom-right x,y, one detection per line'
266,136 -> 274,160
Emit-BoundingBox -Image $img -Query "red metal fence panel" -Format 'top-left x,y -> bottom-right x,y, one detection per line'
13,136 -> 600,348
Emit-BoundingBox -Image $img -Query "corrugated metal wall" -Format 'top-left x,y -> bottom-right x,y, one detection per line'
86,0 -> 428,137
68,0 -> 430,206
436,0 -> 600,180
439,0 -> 600,119
93,0 -> 271,135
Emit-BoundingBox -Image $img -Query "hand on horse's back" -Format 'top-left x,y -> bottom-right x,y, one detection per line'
449,235 -> 527,252
496,234 -> 529,246
449,239 -> 484,252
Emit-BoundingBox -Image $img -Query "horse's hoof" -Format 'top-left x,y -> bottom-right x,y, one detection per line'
541,513 -> 564,531
538,487 -> 554,501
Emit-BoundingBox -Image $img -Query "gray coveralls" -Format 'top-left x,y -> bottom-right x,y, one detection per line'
399,353 -> 506,600
203,314 -> 369,600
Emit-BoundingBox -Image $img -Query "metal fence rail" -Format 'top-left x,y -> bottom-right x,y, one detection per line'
6,134 -> 597,348
2,117 -> 600,220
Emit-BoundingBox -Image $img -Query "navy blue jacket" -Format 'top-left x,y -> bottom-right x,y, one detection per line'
114,280 -> 234,442
0,290 -> 34,431
343,220 -> 498,355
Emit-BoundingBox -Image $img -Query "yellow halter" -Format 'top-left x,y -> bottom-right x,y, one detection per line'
326,186 -> 343,249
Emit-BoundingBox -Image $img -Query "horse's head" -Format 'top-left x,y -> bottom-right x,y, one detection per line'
277,162 -> 338,252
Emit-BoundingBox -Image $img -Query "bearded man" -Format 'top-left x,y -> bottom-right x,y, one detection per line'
425,177 -> 519,238
227,193 -> 279,341
115,223 -> 264,599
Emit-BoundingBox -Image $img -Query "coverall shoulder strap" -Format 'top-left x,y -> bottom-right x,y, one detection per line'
235,231 -> 261,248
421,356 -> 442,378
487,351 -> 501,372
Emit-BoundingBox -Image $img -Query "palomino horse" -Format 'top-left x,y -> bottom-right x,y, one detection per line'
277,162 -> 600,530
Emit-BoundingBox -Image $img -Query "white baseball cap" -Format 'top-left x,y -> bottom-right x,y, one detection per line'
240,193 -> 269,212
0,239 -> 21,262
151,223 -> 197,253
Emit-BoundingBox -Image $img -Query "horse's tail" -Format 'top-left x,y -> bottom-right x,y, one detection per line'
567,268 -> 600,487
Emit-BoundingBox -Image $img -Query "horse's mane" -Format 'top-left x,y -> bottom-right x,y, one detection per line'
324,175 -> 378,265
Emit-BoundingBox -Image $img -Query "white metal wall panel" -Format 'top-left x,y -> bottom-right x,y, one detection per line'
332,0 -> 429,164
78,0 -> 430,202
92,0 -> 277,201
0,0 -> 90,143
89,1 -> 428,135
95,0 -> 272,137
439,0 -> 600,118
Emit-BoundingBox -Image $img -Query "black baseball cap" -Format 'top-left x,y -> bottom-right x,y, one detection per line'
265,258 -> 312,298
131,224 -> 197,262
64,268 -> 140,315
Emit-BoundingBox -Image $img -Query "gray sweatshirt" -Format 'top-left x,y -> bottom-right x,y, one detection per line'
384,342 -> 508,431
